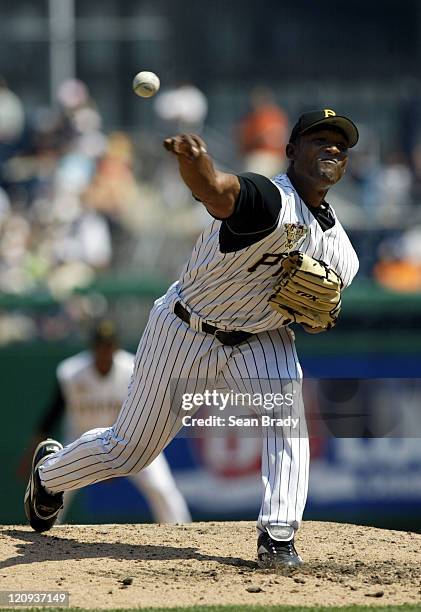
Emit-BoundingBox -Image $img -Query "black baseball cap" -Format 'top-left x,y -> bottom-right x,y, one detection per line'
289,109 -> 359,148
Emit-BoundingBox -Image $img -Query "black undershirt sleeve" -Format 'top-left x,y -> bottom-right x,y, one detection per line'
213,171 -> 335,252
219,172 -> 282,253
38,380 -> 66,435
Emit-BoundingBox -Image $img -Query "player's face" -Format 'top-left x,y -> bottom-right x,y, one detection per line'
93,342 -> 116,376
291,128 -> 349,187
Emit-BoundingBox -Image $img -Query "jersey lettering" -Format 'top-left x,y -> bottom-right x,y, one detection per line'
248,252 -> 285,273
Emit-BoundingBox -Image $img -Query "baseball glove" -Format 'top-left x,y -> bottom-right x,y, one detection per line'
268,251 -> 343,331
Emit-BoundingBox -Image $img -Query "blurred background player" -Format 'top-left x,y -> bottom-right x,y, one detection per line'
19,319 -> 191,524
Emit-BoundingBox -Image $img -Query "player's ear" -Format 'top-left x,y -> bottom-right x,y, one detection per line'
286,142 -> 296,161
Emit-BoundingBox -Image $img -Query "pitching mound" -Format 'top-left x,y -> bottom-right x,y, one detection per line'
0,521 -> 420,609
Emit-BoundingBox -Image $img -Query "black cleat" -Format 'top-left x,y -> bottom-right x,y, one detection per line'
24,439 -> 64,532
257,528 -> 303,569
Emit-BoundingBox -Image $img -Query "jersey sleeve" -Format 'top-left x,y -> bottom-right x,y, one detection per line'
219,172 -> 282,253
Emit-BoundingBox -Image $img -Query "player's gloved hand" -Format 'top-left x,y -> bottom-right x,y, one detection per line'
301,324 -> 325,334
163,134 -> 208,161
269,251 -> 343,332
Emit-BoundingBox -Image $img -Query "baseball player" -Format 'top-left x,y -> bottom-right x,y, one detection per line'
25,109 -> 359,568
22,320 -> 191,524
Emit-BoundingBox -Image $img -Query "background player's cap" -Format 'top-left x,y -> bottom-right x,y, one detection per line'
289,109 -> 359,148
91,319 -> 118,345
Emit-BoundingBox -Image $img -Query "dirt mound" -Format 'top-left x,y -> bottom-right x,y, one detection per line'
1,521 -> 420,609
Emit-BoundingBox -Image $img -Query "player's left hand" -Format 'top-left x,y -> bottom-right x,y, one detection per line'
269,251 -> 342,331
163,134 -> 207,161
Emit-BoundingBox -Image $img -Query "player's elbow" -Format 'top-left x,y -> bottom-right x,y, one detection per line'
203,174 -> 240,219
204,192 -> 237,219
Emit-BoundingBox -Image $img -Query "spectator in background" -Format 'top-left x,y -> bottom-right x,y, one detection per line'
154,81 -> 208,132
348,139 -> 412,225
374,226 -> 421,292
236,87 -> 289,176
82,132 -> 141,229
374,151 -> 412,224
0,77 -> 24,145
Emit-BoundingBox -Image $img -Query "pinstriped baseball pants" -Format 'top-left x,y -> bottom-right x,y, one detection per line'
39,296 -> 309,532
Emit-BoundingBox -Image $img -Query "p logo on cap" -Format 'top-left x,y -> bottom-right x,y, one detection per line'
289,109 -> 359,147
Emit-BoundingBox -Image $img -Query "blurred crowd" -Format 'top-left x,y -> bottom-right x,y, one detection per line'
0,78 -> 209,295
1,76 -> 421,343
0,77 -> 214,342
0,77 -> 113,298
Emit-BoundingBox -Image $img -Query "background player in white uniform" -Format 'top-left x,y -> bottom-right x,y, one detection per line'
21,320 -> 191,524
25,109 -> 359,568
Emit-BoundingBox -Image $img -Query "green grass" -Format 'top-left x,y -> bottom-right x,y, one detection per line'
3,605 -> 420,612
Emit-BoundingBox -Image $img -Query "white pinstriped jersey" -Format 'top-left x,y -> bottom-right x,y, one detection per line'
57,350 -> 134,440
176,173 -> 359,334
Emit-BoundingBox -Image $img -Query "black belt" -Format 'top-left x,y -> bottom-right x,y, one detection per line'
174,301 -> 253,347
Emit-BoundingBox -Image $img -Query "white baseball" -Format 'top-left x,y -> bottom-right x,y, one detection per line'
132,71 -> 160,98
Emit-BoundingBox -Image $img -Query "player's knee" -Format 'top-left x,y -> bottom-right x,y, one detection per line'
106,429 -> 160,476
